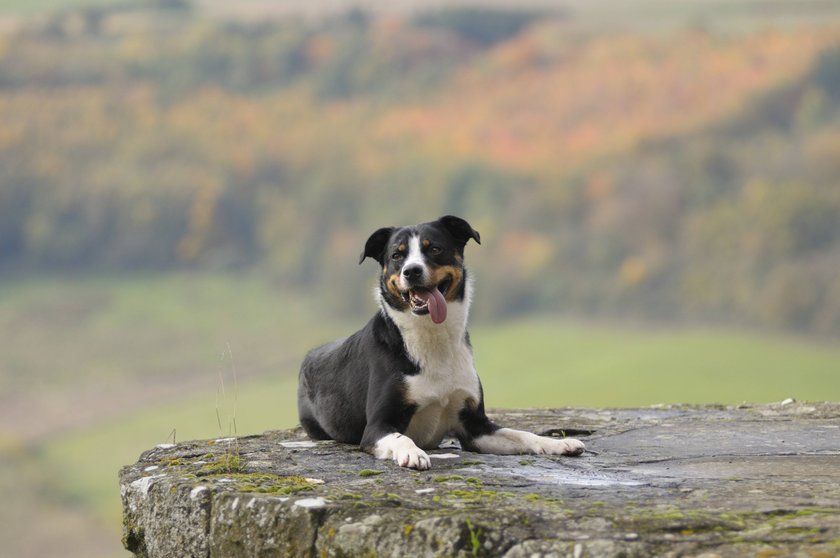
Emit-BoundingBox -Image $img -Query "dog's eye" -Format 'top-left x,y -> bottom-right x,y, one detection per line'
391,252 -> 404,261
429,246 -> 442,256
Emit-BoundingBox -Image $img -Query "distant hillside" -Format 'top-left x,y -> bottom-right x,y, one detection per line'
1,5 -> 840,335
6,0 -> 838,28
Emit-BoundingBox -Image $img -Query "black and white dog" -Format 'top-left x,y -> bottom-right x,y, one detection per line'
297,216 -> 584,470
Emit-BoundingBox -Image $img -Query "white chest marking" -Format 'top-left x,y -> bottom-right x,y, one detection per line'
402,336 -> 479,449
381,281 -> 480,450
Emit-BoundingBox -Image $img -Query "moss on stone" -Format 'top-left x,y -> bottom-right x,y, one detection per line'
433,474 -> 465,483
338,492 -> 363,500
199,472 -> 316,496
358,469 -> 384,477
198,453 -> 241,474
442,487 -> 514,504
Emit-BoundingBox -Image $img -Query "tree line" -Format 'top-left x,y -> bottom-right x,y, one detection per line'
1,5 -> 839,335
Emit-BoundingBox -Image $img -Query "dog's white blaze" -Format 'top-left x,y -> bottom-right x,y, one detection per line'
380,276 -> 480,450
471,428 -> 585,455
397,234 -> 427,291
373,432 -> 431,470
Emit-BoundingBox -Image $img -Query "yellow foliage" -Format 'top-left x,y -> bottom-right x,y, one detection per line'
2,11 -> 840,333
374,26 -> 838,175
177,174 -> 222,262
498,231 -> 554,280
619,257 -> 648,287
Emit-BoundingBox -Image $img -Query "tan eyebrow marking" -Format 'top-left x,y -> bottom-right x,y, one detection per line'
422,239 -> 431,248
398,243 -> 406,252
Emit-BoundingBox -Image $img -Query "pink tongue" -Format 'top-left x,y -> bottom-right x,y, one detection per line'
416,288 -> 447,324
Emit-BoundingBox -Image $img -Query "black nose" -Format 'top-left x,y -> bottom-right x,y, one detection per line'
402,265 -> 424,282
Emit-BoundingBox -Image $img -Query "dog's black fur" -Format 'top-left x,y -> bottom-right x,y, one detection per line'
297,216 -> 584,469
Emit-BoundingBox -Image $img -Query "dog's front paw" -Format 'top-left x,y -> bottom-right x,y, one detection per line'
394,446 -> 431,470
540,436 -> 585,456
372,432 -> 432,470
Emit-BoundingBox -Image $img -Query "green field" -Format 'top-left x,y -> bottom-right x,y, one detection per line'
2,274 -> 840,556
474,319 -> 840,408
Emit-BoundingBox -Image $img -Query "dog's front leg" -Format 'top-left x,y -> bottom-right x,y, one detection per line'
361,426 -> 431,470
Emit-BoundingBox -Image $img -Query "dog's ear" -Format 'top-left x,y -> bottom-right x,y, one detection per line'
439,215 -> 481,248
359,227 -> 395,265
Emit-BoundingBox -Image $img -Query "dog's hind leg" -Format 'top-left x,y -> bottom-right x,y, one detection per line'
456,398 -> 584,456
468,427 -> 584,456
300,414 -> 332,440
297,389 -> 333,440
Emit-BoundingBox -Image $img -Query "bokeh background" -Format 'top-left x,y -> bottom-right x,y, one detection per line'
2,0 -> 840,556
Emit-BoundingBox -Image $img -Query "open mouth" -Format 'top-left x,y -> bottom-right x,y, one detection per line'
402,277 -> 453,324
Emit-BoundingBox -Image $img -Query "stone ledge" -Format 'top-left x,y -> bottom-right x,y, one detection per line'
120,402 -> 840,557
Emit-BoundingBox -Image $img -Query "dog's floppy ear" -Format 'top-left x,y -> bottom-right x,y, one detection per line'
359,227 -> 395,265
439,215 -> 481,248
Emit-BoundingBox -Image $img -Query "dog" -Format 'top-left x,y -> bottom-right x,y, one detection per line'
297,215 -> 584,470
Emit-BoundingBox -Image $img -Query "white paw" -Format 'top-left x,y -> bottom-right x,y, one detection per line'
373,432 -> 432,470
538,436 -> 585,456
394,446 -> 431,470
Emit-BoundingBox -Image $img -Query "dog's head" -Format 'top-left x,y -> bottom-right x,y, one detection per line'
359,215 -> 480,324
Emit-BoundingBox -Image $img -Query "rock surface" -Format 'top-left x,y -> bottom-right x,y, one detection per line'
120,402 -> 840,557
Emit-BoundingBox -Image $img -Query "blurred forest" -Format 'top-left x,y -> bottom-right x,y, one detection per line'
2,2 -> 840,335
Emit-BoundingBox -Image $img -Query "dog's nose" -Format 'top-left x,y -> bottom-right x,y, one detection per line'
402,265 -> 424,282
